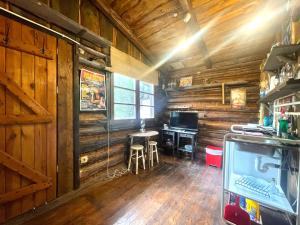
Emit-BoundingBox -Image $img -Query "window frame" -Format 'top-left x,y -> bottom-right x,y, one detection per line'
112,73 -> 137,121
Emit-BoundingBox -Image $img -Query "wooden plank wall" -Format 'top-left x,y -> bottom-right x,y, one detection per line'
77,69 -> 159,184
77,0 -> 131,182
164,56 -> 263,156
50,0 -> 149,64
0,0 -> 157,186
1,0 -> 77,198
0,14 -> 57,222
79,116 -> 160,183
0,0 -> 158,186
57,39 -> 74,196
74,0 -> 157,183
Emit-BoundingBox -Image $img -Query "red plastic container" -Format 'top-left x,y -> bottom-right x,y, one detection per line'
205,145 -> 223,168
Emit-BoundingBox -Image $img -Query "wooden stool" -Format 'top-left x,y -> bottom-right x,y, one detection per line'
128,144 -> 145,174
148,141 -> 159,167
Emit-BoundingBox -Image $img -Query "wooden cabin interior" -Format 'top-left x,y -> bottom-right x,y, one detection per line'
0,0 -> 300,224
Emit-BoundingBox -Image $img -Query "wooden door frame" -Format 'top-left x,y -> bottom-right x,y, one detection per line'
73,44 -> 81,189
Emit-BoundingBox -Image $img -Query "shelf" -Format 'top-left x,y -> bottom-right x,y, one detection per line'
262,44 -> 300,72
177,147 -> 193,153
164,80 -> 248,92
260,79 -> 300,103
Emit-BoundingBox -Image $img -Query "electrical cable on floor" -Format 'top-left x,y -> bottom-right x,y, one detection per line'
105,116 -> 129,180
103,73 -> 129,182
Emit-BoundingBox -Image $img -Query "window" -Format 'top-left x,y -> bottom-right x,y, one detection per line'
113,73 -> 136,120
140,81 -> 154,119
113,74 -> 155,120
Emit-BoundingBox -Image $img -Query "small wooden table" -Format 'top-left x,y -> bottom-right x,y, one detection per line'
129,130 -> 159,169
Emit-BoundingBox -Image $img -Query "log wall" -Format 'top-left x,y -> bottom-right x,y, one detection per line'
79,112 -> 125,183
164,56 -> 263,156
78,85 -> 163,183
0,0 -> 159,186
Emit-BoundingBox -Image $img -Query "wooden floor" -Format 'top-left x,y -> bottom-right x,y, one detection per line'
18,157 -> 225,225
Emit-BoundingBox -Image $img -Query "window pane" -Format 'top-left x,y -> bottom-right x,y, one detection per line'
140,106 -> 154,119
140,81 -> 154,94
140,93 -> 154,106
114,73 -> 135,90
114,87 -> 135,104
114,104 -> 136,120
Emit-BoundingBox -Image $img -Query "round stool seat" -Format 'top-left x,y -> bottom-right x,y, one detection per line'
148,141 -> 157,146
131,144 -> 144,150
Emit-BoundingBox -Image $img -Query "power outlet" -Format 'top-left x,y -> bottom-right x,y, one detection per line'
80,156 -> 88,164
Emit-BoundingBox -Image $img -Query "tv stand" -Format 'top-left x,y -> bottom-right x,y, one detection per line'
160,128 -> 198,161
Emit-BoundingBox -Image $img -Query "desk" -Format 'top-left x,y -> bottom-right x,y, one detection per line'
161,128 -> 197,161
129,131 -> 159,169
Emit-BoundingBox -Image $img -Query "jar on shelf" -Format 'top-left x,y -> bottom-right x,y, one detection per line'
285,63 -> 294,80
279,66 -> 286,83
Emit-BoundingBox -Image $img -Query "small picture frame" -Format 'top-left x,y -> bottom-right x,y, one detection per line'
179,76 -> 193,87
231,88 -> 246,109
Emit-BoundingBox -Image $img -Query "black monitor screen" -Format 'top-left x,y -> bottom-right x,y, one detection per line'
170,111 -> 198,130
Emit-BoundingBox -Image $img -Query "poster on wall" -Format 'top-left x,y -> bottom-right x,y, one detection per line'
231,88 -> 246,109
80,69 -> 106,111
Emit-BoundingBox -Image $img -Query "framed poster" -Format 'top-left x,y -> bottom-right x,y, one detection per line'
231,88 -> 246,109
179,76 -> 193,87
80,69 -> 106,111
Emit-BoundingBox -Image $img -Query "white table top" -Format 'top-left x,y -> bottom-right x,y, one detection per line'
129,130 -> 159,137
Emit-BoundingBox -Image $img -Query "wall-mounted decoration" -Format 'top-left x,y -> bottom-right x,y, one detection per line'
179,76 -> 193,87
231,88 -> 246,109
80,69 -> 106,111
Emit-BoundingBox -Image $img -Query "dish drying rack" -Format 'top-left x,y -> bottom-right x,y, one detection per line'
235,176 -> 277,199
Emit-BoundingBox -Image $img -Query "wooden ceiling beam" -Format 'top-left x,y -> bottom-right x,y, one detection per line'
178,0 -> 212,69
91,0 -> 156,63
168,55 -> 265,76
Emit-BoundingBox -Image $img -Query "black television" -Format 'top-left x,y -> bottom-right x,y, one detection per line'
170,111 -> 198,131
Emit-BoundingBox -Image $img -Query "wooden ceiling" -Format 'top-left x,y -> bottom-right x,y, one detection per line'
100,0 -> 286,72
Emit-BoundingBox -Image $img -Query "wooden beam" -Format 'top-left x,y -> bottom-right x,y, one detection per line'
0,151 -> 50,183
168,55 -> 264,76
0,73 -> 50,115
0,115 -> 52,125
0,182 -> 51,204
73,45 -> 81,190
222,83 -> 225,104
6,0 -> 111,47
0,34 -> 54,60
57,39 -> 74,196
178,0 -> 212,68
90,0 -> 156,63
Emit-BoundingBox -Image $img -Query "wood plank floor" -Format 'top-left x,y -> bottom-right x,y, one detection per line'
20,157 -> 225,225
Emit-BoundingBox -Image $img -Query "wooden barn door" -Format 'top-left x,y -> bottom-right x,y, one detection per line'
0,15 -> 57,222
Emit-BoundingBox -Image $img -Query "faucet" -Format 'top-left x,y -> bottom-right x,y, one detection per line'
255,156 -> 280,173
